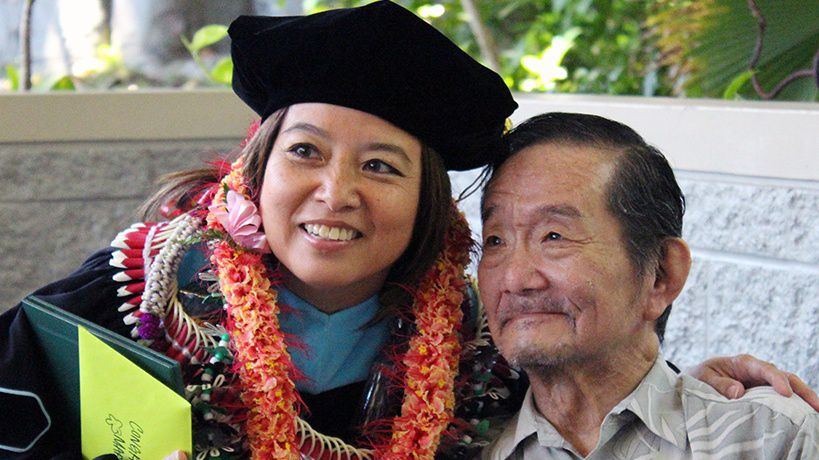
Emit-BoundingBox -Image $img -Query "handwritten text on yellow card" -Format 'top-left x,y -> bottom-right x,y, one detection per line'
78,327 -> 191,459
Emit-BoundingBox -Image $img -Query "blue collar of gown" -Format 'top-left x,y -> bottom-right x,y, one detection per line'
276,287 -> 390,395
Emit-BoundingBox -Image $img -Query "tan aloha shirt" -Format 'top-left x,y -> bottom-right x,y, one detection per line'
482,354 -> 818,459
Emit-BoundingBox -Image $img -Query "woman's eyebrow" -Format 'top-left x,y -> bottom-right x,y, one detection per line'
364,142 -> 411,162
281,122 -> 330,138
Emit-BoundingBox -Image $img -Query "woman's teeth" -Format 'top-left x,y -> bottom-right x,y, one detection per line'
304,224 -> 357,241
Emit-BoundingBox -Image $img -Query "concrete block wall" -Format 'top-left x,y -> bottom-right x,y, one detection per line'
0,90 -> 257,308
669,173 -> 819,387
0,140 -> 234,306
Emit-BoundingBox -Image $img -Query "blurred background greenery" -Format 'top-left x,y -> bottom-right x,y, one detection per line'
3,0 -> 817,101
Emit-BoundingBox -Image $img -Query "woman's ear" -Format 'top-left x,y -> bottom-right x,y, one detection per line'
644,237 -> 691,321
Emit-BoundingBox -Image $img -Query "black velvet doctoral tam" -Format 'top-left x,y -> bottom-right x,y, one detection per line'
228,0 -> 518,171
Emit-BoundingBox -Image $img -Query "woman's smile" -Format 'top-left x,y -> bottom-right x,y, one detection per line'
301,223 -> 361,242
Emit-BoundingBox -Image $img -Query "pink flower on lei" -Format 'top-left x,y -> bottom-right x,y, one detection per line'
209,190 -> 270,253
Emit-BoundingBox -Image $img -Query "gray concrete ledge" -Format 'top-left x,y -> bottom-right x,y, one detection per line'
0,89 -> 257,143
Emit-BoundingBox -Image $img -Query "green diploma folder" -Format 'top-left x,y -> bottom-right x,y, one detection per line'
21,296 -> 191,459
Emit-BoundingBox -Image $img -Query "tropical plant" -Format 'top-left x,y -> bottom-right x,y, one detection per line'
181,25 -> 233,86
650,0 -> 819,101
9,0 -> 815,101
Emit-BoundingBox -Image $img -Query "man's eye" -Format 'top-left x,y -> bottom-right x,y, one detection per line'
544,232 -> 562,241
363,159 -> 402,176
483,235 -> 503,247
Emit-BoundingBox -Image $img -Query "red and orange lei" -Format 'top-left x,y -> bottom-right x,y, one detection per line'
206,159 -> 471,459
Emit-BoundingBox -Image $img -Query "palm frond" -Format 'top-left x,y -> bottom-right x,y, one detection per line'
650,0 -> 819,100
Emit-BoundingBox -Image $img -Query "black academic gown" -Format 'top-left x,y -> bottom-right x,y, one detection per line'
0,248 -> 385,459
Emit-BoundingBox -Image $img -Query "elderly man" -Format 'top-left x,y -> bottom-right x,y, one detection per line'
479,112 -> 818,459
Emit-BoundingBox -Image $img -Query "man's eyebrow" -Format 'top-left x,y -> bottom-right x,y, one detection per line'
481,203 -> 582,223
535,204 -> 582,219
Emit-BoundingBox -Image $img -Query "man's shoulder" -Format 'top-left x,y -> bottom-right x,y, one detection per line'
678,373 -> 817,456
679,374 -> 815,426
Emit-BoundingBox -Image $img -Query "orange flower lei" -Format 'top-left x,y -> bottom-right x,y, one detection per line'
207,160 -> 300,459
380,201 -> 471,459
207,159 -> 470,459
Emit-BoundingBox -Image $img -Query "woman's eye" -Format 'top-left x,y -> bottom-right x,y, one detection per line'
544,232 -> 562,242
287,143 -> 319,159
363,159 -> 402,176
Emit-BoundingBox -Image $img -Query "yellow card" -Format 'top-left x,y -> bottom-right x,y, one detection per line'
79,327 -> 191,459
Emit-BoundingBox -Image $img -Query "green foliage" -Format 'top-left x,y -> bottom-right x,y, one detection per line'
519,28 -> 580,92
3,66 -> 77,92
3,42 -> 130,92
4,0 -> 812,100
186,25 -> 230,53
166,1 -> 816,101
210,57 -> 233,85
4,64 -> 19,90
182,24 -> 232,86
70,43 -> 129,90
723,70 -> 755,100
654,0 -> 818,101
50,75 -> 76,91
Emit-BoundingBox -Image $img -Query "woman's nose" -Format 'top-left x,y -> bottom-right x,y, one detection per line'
314,163 -> 362,211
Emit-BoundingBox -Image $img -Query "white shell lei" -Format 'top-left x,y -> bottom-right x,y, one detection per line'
139,213 -> 201,317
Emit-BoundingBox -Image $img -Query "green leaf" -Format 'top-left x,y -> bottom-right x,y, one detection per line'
210,57 -> 233,85
5,64 -> 19,90
679,0 -> 819,100
188,24 -> 229,53
50,75 -> 76,91
723,70 -> 755,99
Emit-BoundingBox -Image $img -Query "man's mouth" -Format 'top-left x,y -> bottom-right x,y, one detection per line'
497,296 -> 575,329
302,223 -> 360,241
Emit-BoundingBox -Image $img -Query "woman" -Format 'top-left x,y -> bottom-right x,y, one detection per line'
0,2 -> 813,460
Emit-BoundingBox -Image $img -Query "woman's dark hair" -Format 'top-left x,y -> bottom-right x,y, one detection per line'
142,107 -> 454,315
485,112 -> 686,343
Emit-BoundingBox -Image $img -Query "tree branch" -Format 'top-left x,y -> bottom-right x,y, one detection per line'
460,0 -> 500,72
20,0 -> 35,91
746,0 -> 818,99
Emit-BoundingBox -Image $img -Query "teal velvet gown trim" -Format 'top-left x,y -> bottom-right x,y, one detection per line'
276,287 -> 390,395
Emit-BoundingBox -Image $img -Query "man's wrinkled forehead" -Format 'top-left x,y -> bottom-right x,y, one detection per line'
481,140 -> 617,222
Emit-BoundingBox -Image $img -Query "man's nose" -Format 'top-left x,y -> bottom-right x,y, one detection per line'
501,243 -> 549,294
314,162 -> 362,211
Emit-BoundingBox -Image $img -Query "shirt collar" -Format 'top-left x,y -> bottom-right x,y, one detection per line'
616,354 -> 689,449
494,353 -> 688,458
490,386 -> 577,459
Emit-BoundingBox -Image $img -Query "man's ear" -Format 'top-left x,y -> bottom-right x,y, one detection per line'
644,237 -> 691,321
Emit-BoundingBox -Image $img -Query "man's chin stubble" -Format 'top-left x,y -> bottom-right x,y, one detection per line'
508,345 -> 582,377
